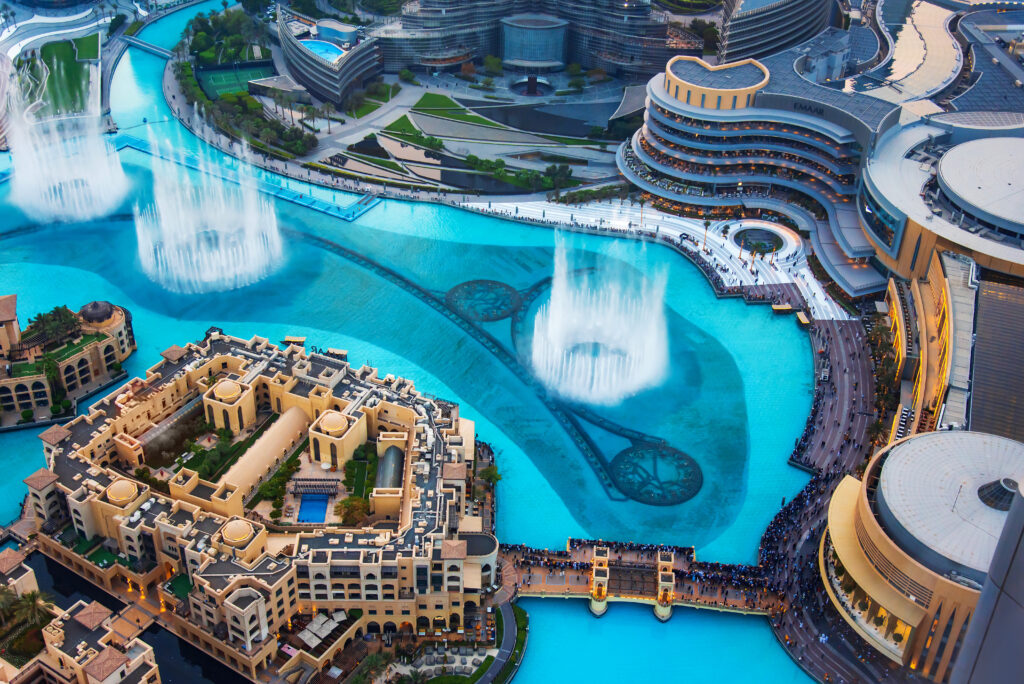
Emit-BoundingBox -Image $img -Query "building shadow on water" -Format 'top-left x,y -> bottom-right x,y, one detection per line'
26,552 -> 232,683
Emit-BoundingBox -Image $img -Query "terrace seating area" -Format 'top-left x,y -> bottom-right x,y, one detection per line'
288,610 -> 357,657
287,477 -> 342,496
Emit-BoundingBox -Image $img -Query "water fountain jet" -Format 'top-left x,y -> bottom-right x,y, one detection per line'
134,141 -> 282,294
531,240 -> 668,405
5,59 -> 129,222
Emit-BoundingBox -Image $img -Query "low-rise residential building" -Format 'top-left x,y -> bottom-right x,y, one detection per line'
23,328 -> 496,681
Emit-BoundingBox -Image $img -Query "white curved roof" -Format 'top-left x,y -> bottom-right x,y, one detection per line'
938,138 -> 1024,230
879,431 -> 1024,575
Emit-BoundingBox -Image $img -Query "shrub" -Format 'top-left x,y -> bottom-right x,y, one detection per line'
20,409 -> 32,422
107,14 -> 127,37
398,69 -> 417,84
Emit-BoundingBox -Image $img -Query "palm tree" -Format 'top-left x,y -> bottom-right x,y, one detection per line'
321,102 -> 335,134
0,587 -> 16,625
401,671 -> 429,684
361,653 -> 386,678
15,591 -> 53,626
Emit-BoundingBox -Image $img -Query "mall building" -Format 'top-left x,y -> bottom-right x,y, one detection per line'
821,431 -> 1024,682
278,0 -> 702,101
619,10 -> 1024,299
22,329 -> 496,681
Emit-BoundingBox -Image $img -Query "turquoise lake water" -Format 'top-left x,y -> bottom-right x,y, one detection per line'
0,3 -> 814,680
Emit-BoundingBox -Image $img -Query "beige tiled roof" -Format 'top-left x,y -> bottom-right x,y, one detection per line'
74,601 -> 112,631
23,468 -> 59,490
38,424 -> 71,447
83,646 -> 129,681
441,539 -> 467,560
442,463 -> 467,481
0,548 -> 25,576
0,294 -> 15,322
160,344 -> 189,362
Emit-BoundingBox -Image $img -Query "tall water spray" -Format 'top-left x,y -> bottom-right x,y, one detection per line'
531,241 -> 669,406
134,142 -> 283,294
6,60 -> 129,222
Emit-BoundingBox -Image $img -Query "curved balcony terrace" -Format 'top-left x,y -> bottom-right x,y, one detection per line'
647,103 -> 856,159
646,118 -> 860,179
635,133 -> 854,206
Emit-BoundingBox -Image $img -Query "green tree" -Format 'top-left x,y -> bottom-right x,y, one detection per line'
483,54 -> 503,75
20,409 -> 33,422
335,496 -> 369,526
398,68 -> 416,83
0,586 -> 16,625
478,464 -> 501,488
14,591 -> 53,626
566,62 -> 582,76
362,653 -> 387,678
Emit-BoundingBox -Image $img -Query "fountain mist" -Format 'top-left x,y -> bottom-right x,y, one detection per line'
6,61 -> 129,222
134,141 -> 283,294
531,241 -> 669,406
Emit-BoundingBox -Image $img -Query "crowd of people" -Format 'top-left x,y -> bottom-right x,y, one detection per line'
567,537 -> 696,563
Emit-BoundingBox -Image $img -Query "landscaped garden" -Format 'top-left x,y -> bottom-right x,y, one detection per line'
411,93 -> 504,129
0,589 -> 54,667
36,39 -> 91,114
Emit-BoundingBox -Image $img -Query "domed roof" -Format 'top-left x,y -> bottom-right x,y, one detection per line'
79,301 -> 115,323
222,519 -> 254,545
878,431 -> 1024,579
107,479 -> 138,505
320,411 -> 346,435
214,380 -> 241,401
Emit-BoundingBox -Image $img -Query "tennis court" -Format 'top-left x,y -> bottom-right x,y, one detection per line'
197,65 -> 275,99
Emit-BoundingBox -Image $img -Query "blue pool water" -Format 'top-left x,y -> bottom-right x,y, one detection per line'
298,495 -> 330,523
301,39 -> 347,62
0,3 -> 812,681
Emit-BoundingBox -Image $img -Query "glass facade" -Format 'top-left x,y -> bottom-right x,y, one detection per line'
859,185 -> 903,251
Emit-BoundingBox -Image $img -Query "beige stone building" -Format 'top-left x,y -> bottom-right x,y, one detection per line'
820,431 -> 1024,682
0,296 -> 135,423
23,329 -> 496,681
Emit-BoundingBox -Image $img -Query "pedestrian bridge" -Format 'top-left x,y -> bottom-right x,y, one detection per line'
122,35 -> 173,59
501,542 -> 779,621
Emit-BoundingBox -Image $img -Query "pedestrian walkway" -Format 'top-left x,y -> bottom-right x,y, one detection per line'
463,197 -> 852,321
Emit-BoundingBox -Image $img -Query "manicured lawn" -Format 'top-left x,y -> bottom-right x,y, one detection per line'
40,40 -> 90,114
73,535 -> 100,555
429,109 -> 505,128
51,333 -> 106,362
350,101 -> 381,118
384,114 -> 418,134
540,134 -> 598,146
73,33 -> 99,60
411,92 -> 505,127
346,152 -> 407,174
349,460 -> 368,497
10,362 -> 41,378
412,92 -> 462,110
167,573 -> 193,600
88,547 -> 120,569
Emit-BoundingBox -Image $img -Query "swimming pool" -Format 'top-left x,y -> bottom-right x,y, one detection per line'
301,39 -> 347,63
298,495 -> 329,523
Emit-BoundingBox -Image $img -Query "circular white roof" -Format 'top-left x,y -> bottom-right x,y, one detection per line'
938,138 -> 1024,230
879,431 -> 1024,575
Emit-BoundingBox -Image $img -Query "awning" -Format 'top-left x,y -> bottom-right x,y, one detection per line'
462,562 -> 482,590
